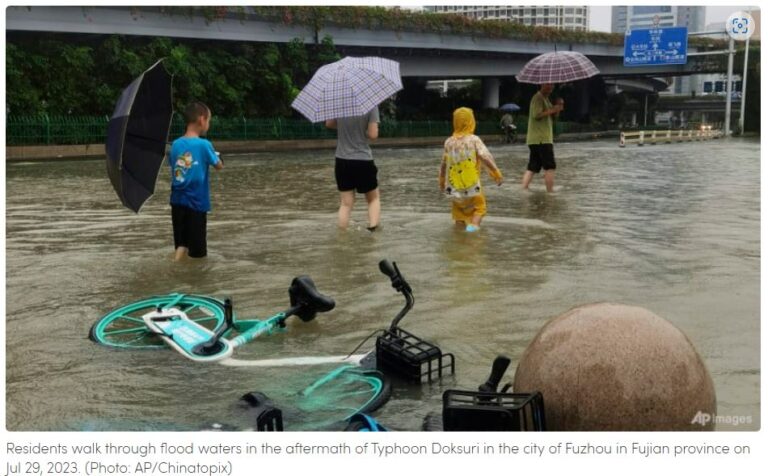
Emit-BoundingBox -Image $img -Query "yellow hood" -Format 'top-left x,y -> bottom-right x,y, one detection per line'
452,107 -> 476,137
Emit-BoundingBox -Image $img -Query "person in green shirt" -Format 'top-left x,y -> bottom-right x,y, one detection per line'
522,83 -> 564,192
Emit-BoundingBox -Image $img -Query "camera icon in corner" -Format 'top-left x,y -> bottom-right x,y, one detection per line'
727,11 -> 755,41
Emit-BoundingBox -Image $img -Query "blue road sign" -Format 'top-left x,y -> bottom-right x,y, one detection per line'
624,27 -> 688,67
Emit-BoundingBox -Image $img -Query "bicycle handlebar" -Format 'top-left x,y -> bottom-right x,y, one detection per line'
379,259 -> 414,330
379,260 -> 398,280
478,355 -> 511,393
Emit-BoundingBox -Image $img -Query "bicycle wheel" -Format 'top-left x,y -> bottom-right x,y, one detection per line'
294,366 -> 392,430
89,294 -> 228,349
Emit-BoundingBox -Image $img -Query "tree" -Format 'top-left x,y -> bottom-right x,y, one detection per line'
5,32 -> 342,117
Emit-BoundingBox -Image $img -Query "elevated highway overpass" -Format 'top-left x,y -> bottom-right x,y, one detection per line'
7,6 -> 729,107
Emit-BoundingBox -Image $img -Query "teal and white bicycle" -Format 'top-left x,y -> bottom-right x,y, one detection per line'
90,275 -> 336,363
90,275 -> 391,429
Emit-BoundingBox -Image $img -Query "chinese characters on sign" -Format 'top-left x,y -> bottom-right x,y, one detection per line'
624,27 -> 688,67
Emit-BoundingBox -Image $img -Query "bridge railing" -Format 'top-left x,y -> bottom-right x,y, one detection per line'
619,126 -> 723,147
7,115 -> 604,146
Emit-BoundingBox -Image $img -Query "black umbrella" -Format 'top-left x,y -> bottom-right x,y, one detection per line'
106,60 -> 173,213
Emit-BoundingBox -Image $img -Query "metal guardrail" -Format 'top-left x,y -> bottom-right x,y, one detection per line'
6,115 -> 605,146
619,126 -> 723,147
6,115 -> 109,146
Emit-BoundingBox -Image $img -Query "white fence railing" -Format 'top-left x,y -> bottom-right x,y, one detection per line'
619,127 -> 723,147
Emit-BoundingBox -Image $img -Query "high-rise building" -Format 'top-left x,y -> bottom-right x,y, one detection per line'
425,5 -> 590,31
677,6 -> 706,32
612,6 -> 674,32
705,21 -> 726,36
611,6 -> 704,33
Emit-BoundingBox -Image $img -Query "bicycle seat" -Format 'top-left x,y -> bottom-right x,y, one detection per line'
289,276 -> 335,322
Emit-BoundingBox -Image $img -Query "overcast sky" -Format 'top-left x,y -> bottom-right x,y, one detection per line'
588,6 -> 755,32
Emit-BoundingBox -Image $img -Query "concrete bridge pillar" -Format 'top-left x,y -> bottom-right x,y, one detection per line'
482,78 -> 501,109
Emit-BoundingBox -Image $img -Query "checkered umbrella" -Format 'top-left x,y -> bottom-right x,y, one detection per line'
516,51 -> 600,84
292,56 -> 402,123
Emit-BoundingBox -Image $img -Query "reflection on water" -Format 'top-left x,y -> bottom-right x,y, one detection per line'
5,138 -> 760,430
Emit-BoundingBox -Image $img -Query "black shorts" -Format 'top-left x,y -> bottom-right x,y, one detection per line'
527,144 -> 556,173
171,204 -> 207,258
335,158 -> 378,194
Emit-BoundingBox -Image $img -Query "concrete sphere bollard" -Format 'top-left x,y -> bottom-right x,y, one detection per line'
513,303 -> 716,431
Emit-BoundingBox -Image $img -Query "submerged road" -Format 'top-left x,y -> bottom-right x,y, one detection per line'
5,138 -> 760,431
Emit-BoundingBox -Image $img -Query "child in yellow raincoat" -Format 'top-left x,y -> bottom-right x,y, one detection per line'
438,107 -> 503,232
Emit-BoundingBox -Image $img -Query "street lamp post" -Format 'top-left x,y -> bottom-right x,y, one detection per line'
738,38 -> 749,134
724,37 -> 735,136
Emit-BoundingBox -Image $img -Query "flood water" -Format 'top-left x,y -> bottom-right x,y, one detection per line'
5,137 -> 760,431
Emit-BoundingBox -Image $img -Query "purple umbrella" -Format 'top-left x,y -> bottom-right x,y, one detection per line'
516,51 -> 600,84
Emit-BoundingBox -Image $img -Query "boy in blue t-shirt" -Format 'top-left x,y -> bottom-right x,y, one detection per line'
169,102 -> 223,260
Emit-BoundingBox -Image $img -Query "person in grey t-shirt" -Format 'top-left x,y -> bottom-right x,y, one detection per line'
325,106 -> 381,231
